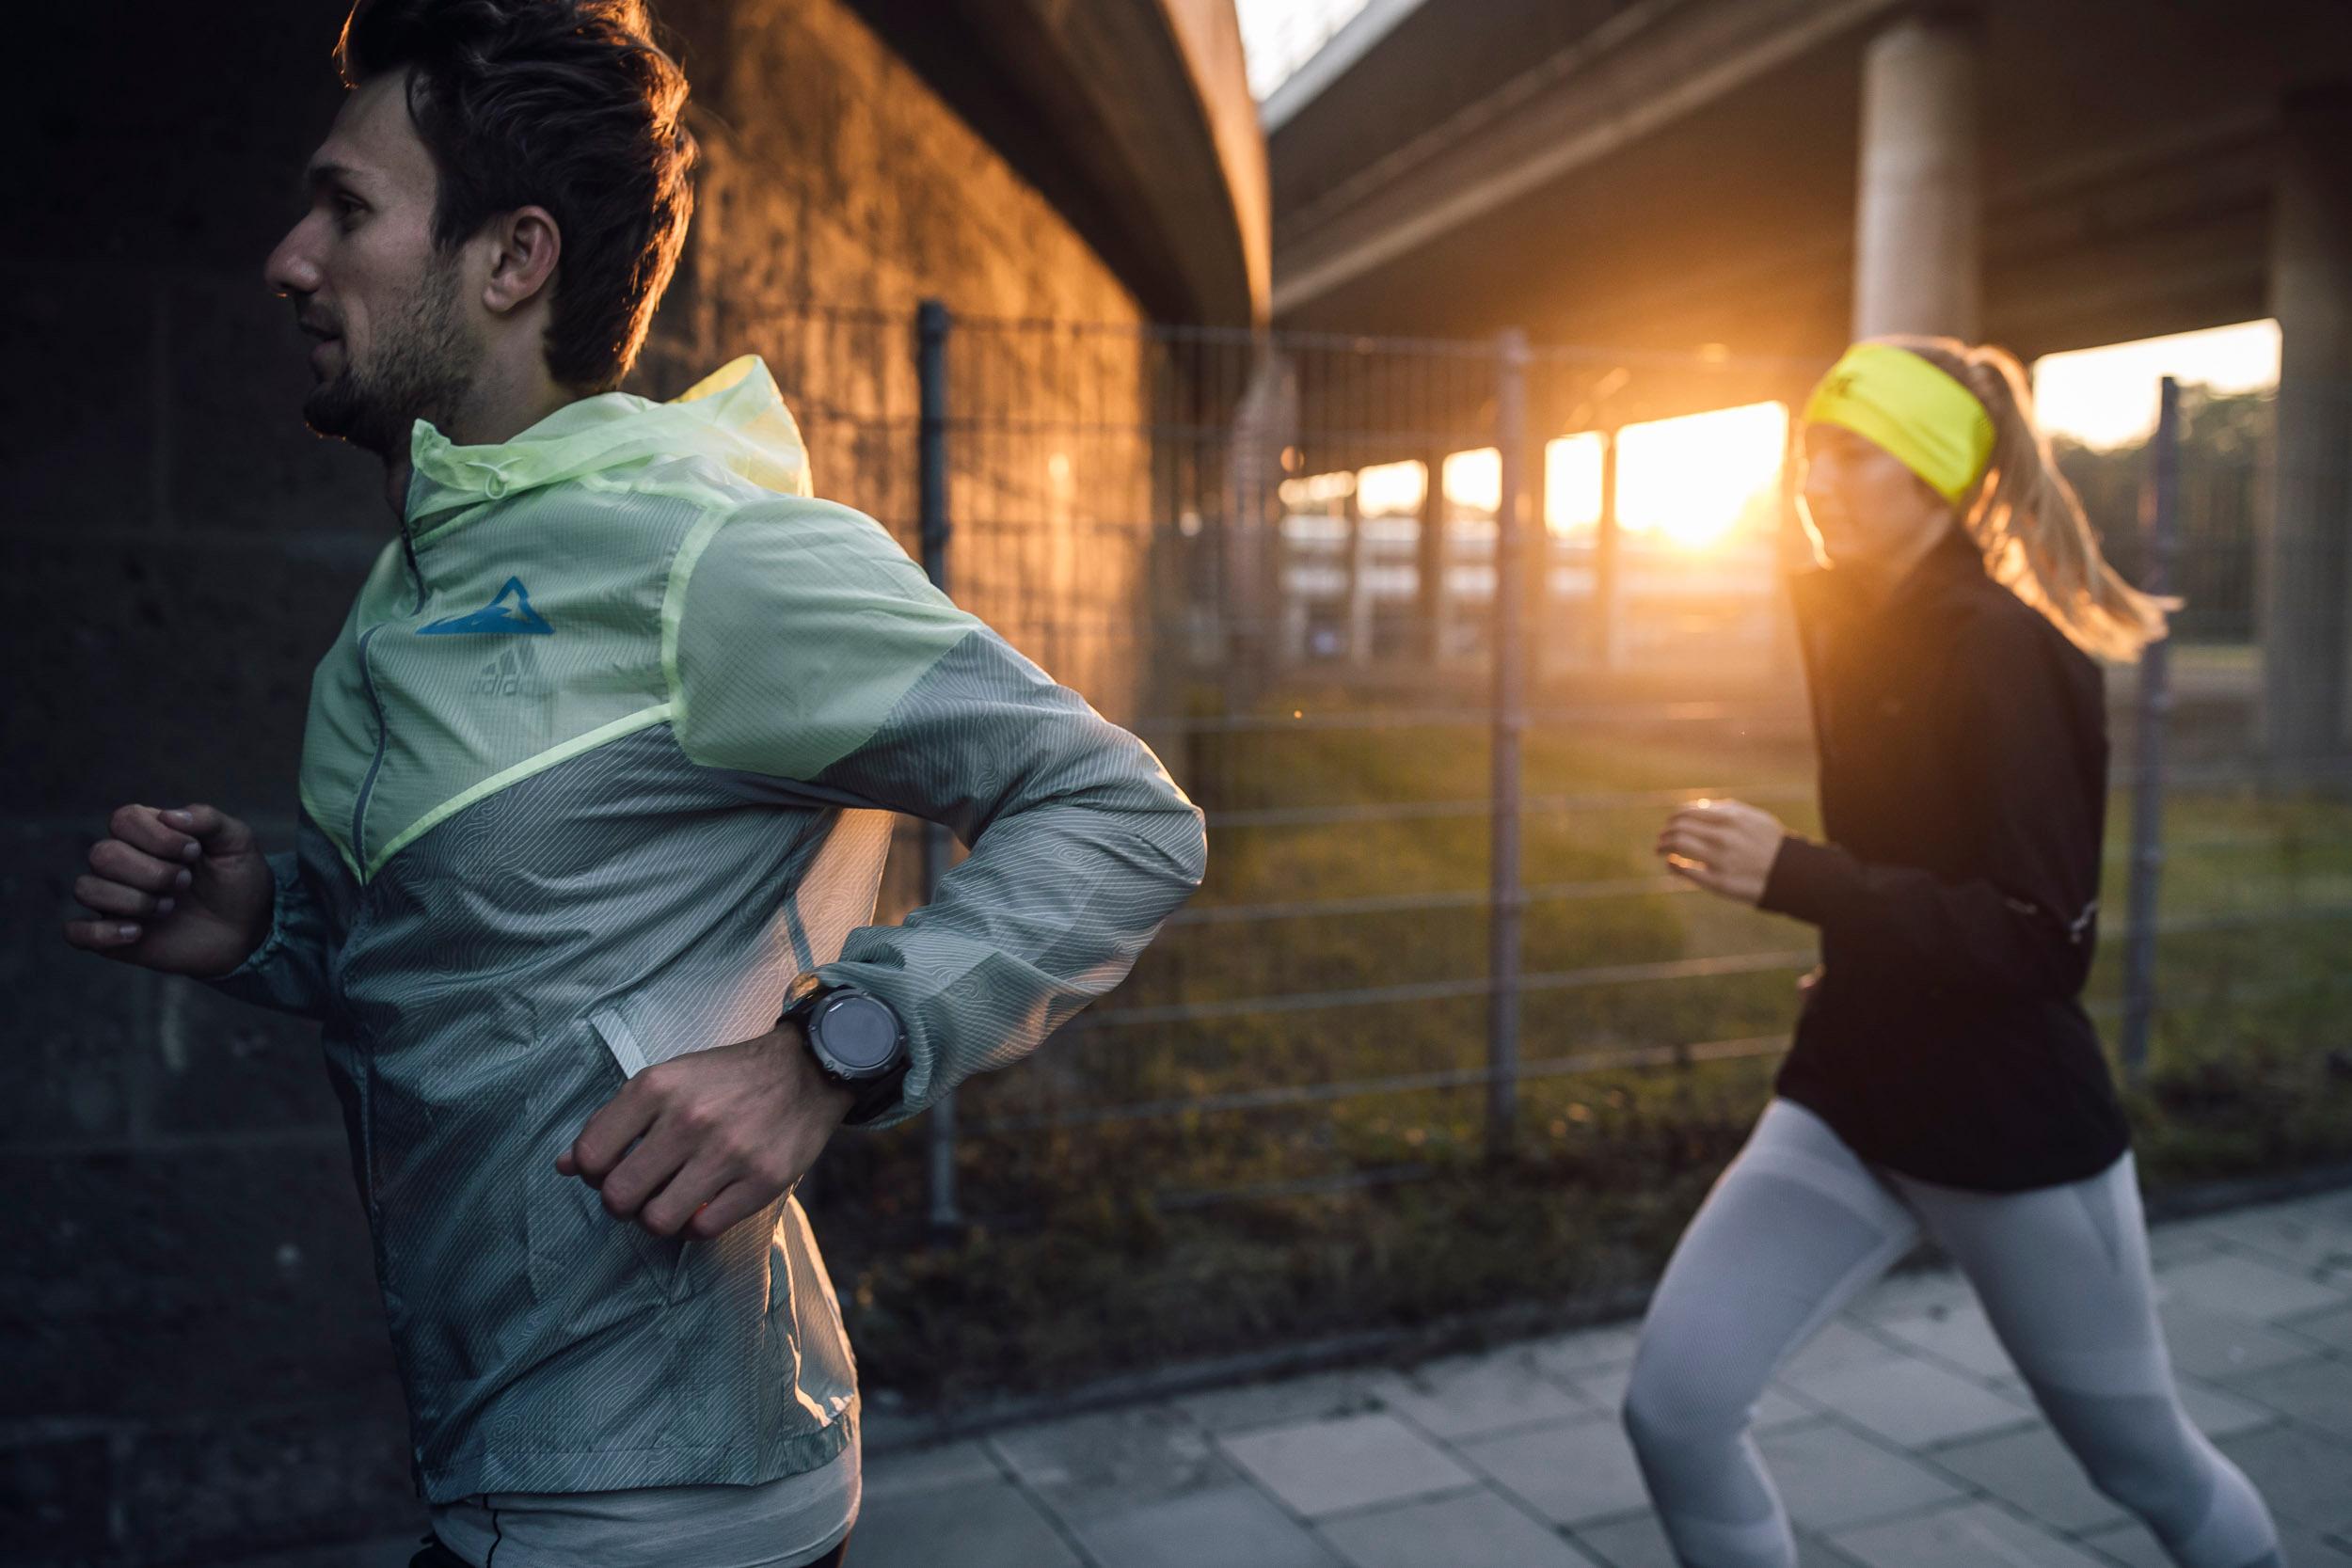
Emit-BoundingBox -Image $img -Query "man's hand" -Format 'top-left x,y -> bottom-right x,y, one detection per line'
63,803 -> 276,976
558,1025 -> 857,1241
1655,797 -> 1788,907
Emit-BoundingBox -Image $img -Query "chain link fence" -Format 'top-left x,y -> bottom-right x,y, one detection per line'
744,304 -> 2352,1245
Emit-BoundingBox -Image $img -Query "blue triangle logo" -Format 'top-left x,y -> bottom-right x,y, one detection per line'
419,577 -> 553,636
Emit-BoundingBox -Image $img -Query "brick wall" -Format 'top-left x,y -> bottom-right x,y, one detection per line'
0,2 -> 1171,1560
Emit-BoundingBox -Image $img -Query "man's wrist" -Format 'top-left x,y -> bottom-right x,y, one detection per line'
203,879 -> 289,982
837,1057 -> 911,1126
782,981 -> 910,1124
772,1020 -> 859,1124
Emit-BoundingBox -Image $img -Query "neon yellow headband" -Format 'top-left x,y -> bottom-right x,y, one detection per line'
1803,342 -> 1995,504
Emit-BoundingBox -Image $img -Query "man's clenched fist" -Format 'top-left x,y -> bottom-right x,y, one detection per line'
64,803 -> 277,977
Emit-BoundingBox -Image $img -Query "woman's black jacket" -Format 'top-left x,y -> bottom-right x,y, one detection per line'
1760,526 -> 2131,1192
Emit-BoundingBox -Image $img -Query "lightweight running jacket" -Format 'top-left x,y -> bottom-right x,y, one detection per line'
1761,525 -> 2128,1192
204,356 -> 1207,1499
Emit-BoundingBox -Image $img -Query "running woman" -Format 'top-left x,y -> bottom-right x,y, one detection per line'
1622,338 -> 2283,1567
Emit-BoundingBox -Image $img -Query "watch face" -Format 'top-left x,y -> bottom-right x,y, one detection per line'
817,993 -> 901,1074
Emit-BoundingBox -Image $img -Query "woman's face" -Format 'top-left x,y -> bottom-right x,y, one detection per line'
1796,423 -> 1952,572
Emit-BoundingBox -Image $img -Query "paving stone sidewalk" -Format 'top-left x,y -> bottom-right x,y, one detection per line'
855,1184 -> 2352,1568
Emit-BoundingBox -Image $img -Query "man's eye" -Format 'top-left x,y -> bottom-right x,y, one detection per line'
337,197 -> 366,228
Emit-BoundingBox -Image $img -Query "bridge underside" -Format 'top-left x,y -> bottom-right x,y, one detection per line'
1272,0 -> 2340,375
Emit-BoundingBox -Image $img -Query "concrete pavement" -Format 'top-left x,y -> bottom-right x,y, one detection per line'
855,1184 -> 2352,1567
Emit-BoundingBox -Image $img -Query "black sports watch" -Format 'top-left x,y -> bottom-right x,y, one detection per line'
780,976 -> 909,1123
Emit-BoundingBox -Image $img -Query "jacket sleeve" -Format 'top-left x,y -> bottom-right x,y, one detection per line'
1756,610 -> 2104,1001
198,847 -> 337,1021
670,498 -> 1209,1129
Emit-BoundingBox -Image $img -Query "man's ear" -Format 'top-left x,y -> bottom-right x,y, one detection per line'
482,205 -> 561,315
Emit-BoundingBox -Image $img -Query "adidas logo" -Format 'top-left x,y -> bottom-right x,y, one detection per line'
470,641 -> 550,700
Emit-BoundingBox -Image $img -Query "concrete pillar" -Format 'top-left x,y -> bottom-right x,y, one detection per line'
1593,429 -> 1624,672
1417,448 -> 1448,664
2263,86 -> 2352,773
1344,486 -> 1375,665
1852,11 -> 1982,341
1226,351 -> 1297,692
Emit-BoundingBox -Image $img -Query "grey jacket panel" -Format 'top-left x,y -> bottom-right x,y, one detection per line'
803,626 -> 1208,1128
204,668 -> 1200,1498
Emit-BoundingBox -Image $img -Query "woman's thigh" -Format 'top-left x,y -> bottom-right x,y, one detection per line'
1630,1100 -> 1922,1427
1891,1151 -> 2169,1401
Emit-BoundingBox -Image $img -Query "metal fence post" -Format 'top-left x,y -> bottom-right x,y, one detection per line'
2121,375 -> 2181,1086
1593,425 -> 1621,672
1418,443 -> 1448,664
915,299 -> 962,1229
1488,329 -> 1531,1156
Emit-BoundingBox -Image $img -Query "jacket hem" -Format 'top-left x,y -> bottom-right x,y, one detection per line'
417,1398 -> 858,1504
1772,1074 -> 2132,1195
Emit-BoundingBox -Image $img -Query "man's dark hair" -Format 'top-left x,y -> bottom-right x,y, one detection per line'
337,0 -> 698,393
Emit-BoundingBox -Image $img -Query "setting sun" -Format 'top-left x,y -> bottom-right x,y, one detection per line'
1308,405 -> 1791,553
1541,403 -> 1788,550
1619,403 -> 1788,550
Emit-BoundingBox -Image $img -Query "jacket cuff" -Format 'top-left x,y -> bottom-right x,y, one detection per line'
1757,834 -> 1858,927
201,872 -> 294,985
811,958 -> 942,1131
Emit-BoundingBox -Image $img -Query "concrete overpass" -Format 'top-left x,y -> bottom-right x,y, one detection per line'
840,0 -> 1268,325
1265,0 -> 2352,765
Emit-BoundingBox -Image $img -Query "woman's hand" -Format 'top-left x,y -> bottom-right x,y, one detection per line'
1656,798 -> 1788,907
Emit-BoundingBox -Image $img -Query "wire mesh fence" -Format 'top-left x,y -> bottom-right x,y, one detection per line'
739,303 -> 2352,1234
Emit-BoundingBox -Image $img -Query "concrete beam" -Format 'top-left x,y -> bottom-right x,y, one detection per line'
1270,0 -> 1900,317
1260,0 -> 1432,134
1532,111 -> 2273,366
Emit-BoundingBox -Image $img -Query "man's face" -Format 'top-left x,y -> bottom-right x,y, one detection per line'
265,71 -> 483,458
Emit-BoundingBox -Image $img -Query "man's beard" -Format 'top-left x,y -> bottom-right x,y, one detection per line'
304,254 -> 482,457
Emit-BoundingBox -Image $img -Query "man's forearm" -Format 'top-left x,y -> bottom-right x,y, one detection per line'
819,785 -> 1206,1130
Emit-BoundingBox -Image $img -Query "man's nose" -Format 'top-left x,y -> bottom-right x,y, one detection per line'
264,220 -> 324,298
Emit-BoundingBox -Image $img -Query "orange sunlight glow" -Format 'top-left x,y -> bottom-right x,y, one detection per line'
1294,404 -> 1788,555
1441,449 -> 1499,516
1357,458 -> 1427,516
1545,403 -> 1788,550
1544,432 -> 1605,534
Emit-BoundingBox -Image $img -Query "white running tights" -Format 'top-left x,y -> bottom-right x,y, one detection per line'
1622,1099 -> 2282,1568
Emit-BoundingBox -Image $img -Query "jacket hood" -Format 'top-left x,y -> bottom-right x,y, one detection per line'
404,355 -> 813,526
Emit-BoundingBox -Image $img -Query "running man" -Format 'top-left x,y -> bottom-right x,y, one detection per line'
60,3 -> 1206,1563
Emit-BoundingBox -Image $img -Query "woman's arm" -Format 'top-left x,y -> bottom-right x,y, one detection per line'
1756,612 -> 2103,1001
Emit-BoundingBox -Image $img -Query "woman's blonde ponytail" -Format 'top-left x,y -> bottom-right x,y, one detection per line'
1885,336 -> 2179,662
